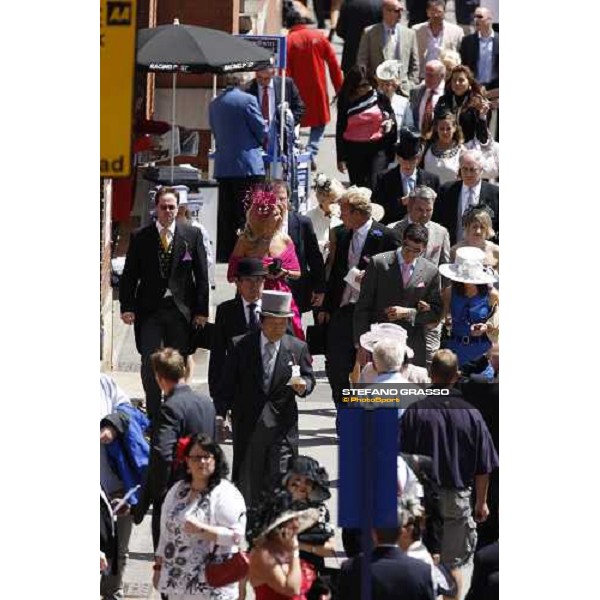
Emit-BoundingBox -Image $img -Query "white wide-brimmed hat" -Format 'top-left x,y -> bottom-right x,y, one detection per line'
439,247 -> 499,285
376,59 -> 402,81
359,323 -> 414,359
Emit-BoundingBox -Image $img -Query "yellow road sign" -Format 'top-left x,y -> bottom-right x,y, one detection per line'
100,0 -> 138,178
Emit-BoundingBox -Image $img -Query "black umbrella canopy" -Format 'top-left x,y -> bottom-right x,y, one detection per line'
137,21 -> 274,73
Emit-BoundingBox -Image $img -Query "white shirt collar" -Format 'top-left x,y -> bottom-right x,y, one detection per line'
397,247 -> 418,268
242,296 -> 262,310
260,332 -> 281,353
461,180 -> 483,197
355,217 -> 373,238
401,169 -> 417,180
478,29 -> 495,40
156,220 -> 176,236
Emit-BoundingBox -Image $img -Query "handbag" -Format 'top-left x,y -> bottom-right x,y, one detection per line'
306,323 -> 327,356
205,547 -> 249,587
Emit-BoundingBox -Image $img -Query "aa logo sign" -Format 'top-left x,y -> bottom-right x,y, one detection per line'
107,1 -> 133,25
100,0 -> 137,177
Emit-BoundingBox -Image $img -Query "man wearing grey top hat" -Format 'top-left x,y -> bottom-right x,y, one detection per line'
215,290 -> 316,507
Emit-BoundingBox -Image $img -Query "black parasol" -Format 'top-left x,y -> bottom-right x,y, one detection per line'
136,20 -> 274,181
136,20 -> 274,74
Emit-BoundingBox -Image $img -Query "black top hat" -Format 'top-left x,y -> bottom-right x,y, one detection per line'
395,127 -> 423,159
235,257 -> 267,278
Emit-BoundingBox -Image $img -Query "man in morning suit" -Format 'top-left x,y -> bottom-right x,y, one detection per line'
119,187 -> 209,426
208,257 -> 266,410
354,223 -> 442,367
357,0 -> 420,95
434,149 -> 499,245
215,291 -> 315,507
374,127 -> 440,226
273,180 -> 326,314
133,349 -> 216,549
320,186 -> 401,409
209,73 -> 266,261
338,525 -> 435,600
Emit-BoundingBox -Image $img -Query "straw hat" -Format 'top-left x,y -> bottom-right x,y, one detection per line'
371,203 -> 386,222
359,323 -> 414,359
376,59 -> 402,82
439,247 -> 498,285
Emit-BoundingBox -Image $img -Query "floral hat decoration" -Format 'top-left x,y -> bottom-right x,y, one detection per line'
243,185 -> 279,217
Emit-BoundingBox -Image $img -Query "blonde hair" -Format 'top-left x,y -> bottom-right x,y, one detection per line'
439,48 -> 461,73
340,186 -> 372,216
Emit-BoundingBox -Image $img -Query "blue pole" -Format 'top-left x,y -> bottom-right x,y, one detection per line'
361,407 -> 374,600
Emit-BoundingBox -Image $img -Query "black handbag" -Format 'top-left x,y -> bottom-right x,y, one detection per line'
189,322 -> 215,352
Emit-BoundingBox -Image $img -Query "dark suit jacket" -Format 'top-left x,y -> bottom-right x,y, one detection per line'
246,76 -> 306,126
339,546 -> 435,600
324,221 -> 401,314
120,222 -> 209,323
208,297 -> 250,405
434,180 -> 499,245
354,251 -> 442,366
336,0 -> 383,74
142,384 -> 216,505
287,212 -> 326,313
460,32 -> 500,89
373,166 -> 440,225
216,332 -> 315,483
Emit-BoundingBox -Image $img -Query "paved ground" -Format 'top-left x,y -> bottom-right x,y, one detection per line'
108,8 -> 475,596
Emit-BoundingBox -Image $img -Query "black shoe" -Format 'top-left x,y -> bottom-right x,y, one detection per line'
310,157 -> 317,172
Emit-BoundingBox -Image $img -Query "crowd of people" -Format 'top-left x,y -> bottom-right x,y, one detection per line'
101,1 -> 499,599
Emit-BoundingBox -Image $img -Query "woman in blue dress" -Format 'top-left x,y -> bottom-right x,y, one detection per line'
439,246 -> 498,367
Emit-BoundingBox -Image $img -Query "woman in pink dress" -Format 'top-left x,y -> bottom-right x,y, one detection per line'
228,188 -> 305,340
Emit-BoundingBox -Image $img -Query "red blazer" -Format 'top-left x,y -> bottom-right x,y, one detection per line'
286,25 -> 344,128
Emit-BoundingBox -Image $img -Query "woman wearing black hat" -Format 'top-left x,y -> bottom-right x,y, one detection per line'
282,456 -> 336,576
247,490 -> 319,600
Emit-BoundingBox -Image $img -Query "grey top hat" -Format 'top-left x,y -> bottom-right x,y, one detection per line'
261,290 -> 294,318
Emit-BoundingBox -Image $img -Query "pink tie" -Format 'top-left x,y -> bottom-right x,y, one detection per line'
401,263 -> 411,286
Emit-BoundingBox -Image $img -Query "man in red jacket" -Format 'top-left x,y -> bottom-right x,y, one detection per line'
285,4 -> 344,171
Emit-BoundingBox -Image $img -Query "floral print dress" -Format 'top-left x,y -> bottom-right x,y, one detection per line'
156,479 -> 246,599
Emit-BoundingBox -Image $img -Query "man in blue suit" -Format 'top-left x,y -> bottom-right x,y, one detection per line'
209,73 -> 266,261
338,525 -> 435,600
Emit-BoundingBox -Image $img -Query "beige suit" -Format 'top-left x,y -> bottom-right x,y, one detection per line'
357,23 -> 420,96
412,21 -> 464,79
